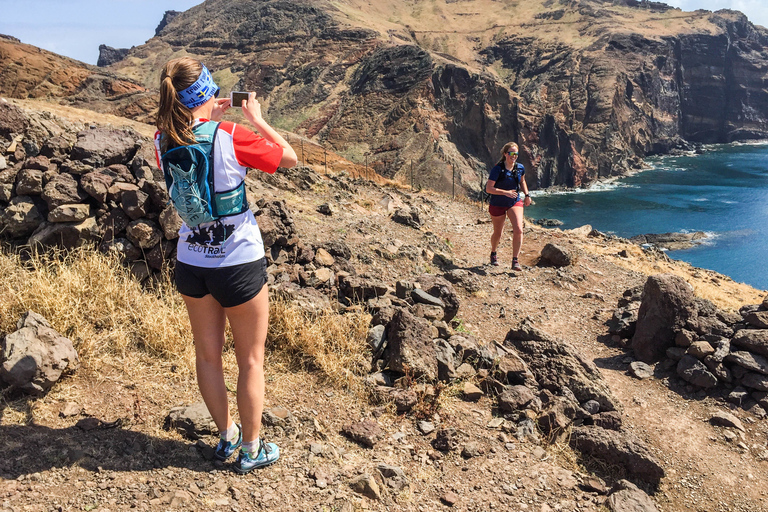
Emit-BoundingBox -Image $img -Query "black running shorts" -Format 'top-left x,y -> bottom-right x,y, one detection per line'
175,257 -> 268,308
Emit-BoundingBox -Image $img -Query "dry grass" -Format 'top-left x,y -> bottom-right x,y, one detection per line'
0,243 -> 371,392
582,239 -> 765,312
0,244 -> 194,373
267,300 -> 371,390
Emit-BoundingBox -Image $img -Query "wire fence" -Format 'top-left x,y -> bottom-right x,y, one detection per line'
283,134 -> 489,211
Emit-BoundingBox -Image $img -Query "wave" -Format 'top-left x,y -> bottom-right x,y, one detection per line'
535,178 -> 636,196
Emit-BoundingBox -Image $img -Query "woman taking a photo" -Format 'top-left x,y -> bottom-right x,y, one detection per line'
486,142 -> 531,271
154,57 -> 297,473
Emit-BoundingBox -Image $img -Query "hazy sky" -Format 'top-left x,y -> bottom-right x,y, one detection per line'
665,0 -> 767,28
0,0 -> 765,66
0,0 -> 202,65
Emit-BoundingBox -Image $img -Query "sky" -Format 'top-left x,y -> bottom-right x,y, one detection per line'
0,0 -> 203,65
0,0 -> 765,66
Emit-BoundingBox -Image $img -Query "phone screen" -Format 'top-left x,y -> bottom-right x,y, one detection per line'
231,91 -> 250,106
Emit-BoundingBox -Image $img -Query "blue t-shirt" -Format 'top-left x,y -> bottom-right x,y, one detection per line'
488,163 -> 524,207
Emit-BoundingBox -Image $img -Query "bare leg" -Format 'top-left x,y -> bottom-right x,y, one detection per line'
508,205 -> 525,259
490,213 -> 507,254
182,294 -> 232,433
225,285 -> 270,444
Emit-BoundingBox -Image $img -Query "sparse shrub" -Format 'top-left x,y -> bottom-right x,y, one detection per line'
267,300 -> 371,389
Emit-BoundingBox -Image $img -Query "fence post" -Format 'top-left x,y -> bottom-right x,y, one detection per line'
480,168 -> 484,211
452,164 -> 455,201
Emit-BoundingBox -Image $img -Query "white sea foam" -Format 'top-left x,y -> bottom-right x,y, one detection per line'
534,178 -> 635,197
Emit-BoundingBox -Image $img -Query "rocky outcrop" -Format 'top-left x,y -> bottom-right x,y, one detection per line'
97,45 -> 130,68
612,275 -> 768,416
92,0 -> 768,197
631,274 -> 697,362
630,231 -> 708,251
155,10 -> 183,37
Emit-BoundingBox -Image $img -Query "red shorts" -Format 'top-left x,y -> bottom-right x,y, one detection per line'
489,201 -> 523,217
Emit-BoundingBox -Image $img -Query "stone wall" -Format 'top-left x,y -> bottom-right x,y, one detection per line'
610,274 -> 768,417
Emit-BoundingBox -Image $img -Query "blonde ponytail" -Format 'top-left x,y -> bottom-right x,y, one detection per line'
156,58 -> 202,152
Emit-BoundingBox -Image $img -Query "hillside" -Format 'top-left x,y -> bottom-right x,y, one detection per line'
98,0 -> 768,196
0,35 -> 157,124
3,1 -> 768,199
1,98 -> 767,511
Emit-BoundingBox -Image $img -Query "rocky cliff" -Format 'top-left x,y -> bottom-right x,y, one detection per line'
3,0 -> 768,195
0,36 -> 157,124
103,0 -> 768,195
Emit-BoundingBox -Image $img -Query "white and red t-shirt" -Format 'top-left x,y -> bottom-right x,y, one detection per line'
154,119 -> 283,268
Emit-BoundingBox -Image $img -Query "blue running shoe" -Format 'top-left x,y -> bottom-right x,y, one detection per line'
233,439 -> 280,474
214,423 -> 242,461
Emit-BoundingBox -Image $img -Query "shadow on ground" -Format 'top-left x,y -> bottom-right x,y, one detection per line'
0,423 -> 215,479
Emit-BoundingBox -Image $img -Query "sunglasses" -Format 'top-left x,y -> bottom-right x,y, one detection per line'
507,151 -> 518,156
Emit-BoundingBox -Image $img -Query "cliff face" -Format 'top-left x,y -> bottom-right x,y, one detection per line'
677,16 -> 768,142
3,0 -> 767,194
0,37 -> 157,124
106,0 -> 765,194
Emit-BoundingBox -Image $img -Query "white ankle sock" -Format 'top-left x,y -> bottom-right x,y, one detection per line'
221,423 -> 239,443
241,438 -> 260,455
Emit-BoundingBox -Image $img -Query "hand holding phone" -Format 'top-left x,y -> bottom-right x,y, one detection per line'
230,91 -> 250,107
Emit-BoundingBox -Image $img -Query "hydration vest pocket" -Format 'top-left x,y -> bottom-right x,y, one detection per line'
214,182 -> 247,217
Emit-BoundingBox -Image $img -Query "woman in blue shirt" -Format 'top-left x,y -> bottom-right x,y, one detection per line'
486,142 -> 531,271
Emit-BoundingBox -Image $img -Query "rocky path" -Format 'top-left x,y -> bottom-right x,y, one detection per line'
2,102 -> 768,512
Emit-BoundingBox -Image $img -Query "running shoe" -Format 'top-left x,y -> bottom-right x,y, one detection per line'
511,259 -> 522,272
233,439 -> 280,474
214,423 -> 242,461
490,252 -> 499,266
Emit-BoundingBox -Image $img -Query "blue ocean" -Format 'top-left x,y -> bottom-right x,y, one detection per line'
526,142 -> 768,291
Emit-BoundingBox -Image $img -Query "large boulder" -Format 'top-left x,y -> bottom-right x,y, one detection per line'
570,426 -> 665,490
539,243 -> 576,267
504,319 -> 621,413
0,311 -> 80,395
631,274 -> 697,363
384,308 -> 438,381
70,128 -> 141,166
416,274 -> 460,321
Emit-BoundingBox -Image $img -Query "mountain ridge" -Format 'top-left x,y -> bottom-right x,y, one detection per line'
2,0 -> 768,198
104,0 -> 768,194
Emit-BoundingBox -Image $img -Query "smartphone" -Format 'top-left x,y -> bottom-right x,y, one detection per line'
230,91 -> 251,106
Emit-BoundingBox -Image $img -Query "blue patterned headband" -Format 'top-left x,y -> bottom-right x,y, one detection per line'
177,65 -> 220,109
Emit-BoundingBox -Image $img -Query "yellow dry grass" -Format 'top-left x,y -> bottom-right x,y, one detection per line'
0,245 -> 195,372
0,244 -> 371,393
584,239 -> 765,312
267,300 -> 371,390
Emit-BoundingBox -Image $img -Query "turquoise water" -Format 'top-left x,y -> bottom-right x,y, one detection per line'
526,142 -> 768,291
